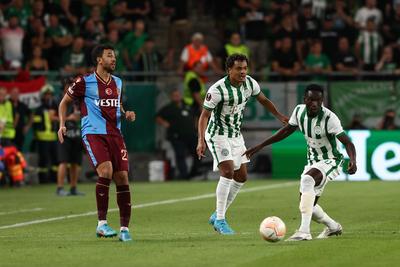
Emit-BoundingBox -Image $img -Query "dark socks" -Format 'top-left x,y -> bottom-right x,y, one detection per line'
96,177 -> 111,220
116,185 -> 131,227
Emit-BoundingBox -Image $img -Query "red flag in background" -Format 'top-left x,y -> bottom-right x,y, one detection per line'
0,76 -> 46,109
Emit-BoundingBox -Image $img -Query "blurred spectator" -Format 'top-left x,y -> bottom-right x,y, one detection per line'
183,61 -> 205,117
122,19 -> 148,71
29,0 -> 46,25
274,14 -> 299,53
355,18 -> 382,71
33,84 -> 58,183
377,109 -> 398,130
136,37 -> 163,81
375,46 -> 399,72
0,86 -> 16,146
177,32 -> 222,76
123,0 -> 151,23
330,0 -> 356,42
334,36 -> 359,74
347,113 -> 367,129
156,89 -> 200,180
304,39 -> 331,80
164,0 -> 191,69
104,29 -> 126,72
354,0 -> 382,29
271,37 -> 301,79
302,0 -> 328,19
9,87 -> 32,151
383,3 -> 400,44
24,18 -> 46,60
218,32 -> 250,69
62,37 -> 87,74
0,15 -> 24,66
297,3 -> 320,61
319,12 -> 339,62
56,79 -> 84,196
26,46 -> 48,73
45,14 -> 73,69
5,0 -> 31,29
239,0 -> 271,71
105,1 -> 133,35
82,18 -> 105,64
48,0 -> 79,33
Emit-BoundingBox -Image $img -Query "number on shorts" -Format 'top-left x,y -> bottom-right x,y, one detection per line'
121,149 -> 128,161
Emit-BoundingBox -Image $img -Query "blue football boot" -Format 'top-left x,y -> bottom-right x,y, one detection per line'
213,219 -> 235,235
119,230 -> 132,242
96,224 -> 117,238
208,211 -> 217,225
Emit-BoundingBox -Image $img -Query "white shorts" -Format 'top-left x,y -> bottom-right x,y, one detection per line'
205,134 -> 250,172
301,159 -> 344,196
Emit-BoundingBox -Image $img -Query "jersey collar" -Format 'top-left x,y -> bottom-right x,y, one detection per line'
95,71 -> 112,85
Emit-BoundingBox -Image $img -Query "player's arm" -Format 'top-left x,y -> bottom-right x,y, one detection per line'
58,93 -> 74,143
337,133 -> 357,175
196,108 -> 212,159
120,103 -> 136,122
243,124 -> 297,159
255,92 -> 288,124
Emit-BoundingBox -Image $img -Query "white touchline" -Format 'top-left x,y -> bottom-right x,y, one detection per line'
0,208 -> 44,216
0,182 -> 297,230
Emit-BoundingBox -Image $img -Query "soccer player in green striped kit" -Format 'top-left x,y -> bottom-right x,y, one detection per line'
196,54 -> 288,234
244,84 -> 357,241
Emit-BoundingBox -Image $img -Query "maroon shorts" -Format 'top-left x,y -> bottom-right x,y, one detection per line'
82,134 -> 129,172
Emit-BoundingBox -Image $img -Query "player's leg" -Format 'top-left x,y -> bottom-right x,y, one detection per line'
56,162 -> 68,196
110,135 -> 132,241
312,201 -> 342,239
226,164 -> 247,211
213,160 -> 235,234
287,168 -> 323,241
82,135 -> 116,238
113,171 -> 132,242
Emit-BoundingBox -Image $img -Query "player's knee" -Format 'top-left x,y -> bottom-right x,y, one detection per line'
300,174 -> 315,193
234,176 -> 247,183
220,169 -> 234,178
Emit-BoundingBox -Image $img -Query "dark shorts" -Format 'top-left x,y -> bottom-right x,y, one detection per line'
82,134 -> 129,172
58,137 -> 83,165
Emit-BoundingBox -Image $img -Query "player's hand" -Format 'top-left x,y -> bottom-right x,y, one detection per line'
58,126 -> 67,143
243,145 -> 262,159
347,160 -> 357,175
125,111 -> 136,122
196,140 -> 206,160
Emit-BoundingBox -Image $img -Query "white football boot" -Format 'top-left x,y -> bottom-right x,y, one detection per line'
285,230 -> 312,241
317,223 -> 343,239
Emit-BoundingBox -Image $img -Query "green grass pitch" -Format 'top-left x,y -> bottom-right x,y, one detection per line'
0,180 -> 399,267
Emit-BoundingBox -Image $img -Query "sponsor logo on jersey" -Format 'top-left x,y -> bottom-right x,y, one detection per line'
206,93 -> 212,101
94,99 -> 120,107
68,87 -> 74,95
105,88 -> 113,95
221,148 -> 229,156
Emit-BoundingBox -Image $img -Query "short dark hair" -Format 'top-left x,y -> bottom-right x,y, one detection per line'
304,84 -> 324,96
91,44 -> 115,66
225,53 -> 249,70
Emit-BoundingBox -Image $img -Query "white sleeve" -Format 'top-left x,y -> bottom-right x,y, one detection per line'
354,9 -> 362,24
288,106 -> 299,126
250,77 -> 261,96
203,86 -> 221,110
180,47 -> 189,62
206,51 -> 213,62
327,113 -> 344,136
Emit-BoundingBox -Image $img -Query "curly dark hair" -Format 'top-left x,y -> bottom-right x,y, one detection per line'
225,53 -> 249,71
304,84 -> 324,96
91,44 -> 115,66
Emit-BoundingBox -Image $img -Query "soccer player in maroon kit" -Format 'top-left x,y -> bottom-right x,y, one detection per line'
58,45 -> 136,242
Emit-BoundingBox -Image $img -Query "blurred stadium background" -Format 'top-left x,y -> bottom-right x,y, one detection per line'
0,0 -> 398,185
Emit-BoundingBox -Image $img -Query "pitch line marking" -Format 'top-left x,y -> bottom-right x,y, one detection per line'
0,208 -> 44,216
0,182 -> 297,230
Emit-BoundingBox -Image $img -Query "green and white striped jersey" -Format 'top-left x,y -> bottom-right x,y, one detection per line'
288,104 -> 345,165
203,75 -> 261,138
357,30 -> 382,64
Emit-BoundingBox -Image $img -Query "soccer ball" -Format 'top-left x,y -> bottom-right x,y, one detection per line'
259,216 -> 286,242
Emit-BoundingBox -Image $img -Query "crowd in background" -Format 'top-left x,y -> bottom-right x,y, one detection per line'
1,0 -> 400,77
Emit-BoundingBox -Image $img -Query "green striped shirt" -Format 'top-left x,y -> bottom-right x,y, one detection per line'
288,104 -> 345,165
203,75 -> 261,138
